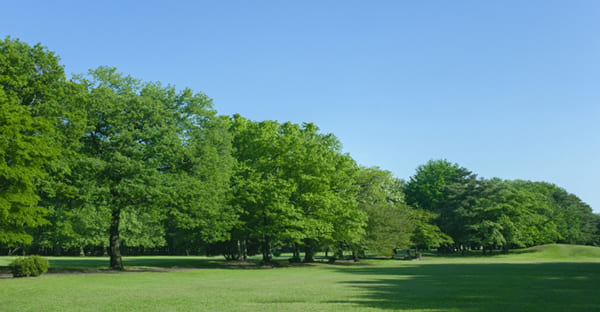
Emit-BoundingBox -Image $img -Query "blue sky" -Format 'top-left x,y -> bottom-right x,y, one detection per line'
3,1 -> 599,212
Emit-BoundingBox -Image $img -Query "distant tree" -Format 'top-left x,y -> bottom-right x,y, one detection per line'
410,209 -> 453,254
505,181 -> 562,246
404,159 -> 462,213
404,159 -> 476,252
355,167 -> 412,257
547,185 -> 599,245
467,179 -> 525,253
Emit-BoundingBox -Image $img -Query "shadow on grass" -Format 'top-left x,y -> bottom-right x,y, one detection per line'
1,257 -> 292,276
40,256 -> 319,273
330,262 -> 600,312
45,257 -> 255,272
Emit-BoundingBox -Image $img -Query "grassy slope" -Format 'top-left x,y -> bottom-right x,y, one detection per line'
418,243 -> 600,264
509,243 -> 600,259
0,244 -> 599,312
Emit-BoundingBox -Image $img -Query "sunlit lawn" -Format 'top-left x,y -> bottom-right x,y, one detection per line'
1,245 -> 599,312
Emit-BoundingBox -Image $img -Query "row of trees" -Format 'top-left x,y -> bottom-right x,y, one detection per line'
404,160 -> 600,253
2,38 -> 599,269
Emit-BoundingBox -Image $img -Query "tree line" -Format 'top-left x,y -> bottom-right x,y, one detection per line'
2,38 -> 599,269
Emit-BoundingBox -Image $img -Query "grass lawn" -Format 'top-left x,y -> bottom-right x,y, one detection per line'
0,244 -> 599,311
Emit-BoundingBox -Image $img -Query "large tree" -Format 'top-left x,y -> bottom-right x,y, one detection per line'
286,123 -> 365,262
404,159 -> 467,213
0,37 -> 83,247
230,116 -> 366,263
230,116 -> 303,263
75,67 -> 234,269
404,159 -> 476,251
163,114 -> 237,255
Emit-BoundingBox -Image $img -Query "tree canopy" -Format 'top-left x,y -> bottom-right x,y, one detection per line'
0,37 -> 80,246
1,38 -> 598,265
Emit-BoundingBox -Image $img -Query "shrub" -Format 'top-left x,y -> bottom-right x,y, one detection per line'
10,255 -> 49,277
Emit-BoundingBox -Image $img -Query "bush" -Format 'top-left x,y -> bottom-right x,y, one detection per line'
10,255 -> 49,277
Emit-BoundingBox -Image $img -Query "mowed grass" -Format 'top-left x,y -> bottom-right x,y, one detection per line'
1,244 -> 599,312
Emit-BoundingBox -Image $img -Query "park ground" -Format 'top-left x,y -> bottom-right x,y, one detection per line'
1,244 -> 599,312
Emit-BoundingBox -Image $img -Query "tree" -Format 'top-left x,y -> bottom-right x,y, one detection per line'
410,209 -> 453,254
229,116 -> 367,263
546,184 -> 599,245
286,123 -> 365,262
162,112 -> 237,256
404,159 -> 476,252
468,179 -> 526,252
230,117 -> 303,263
354,167 -> 412,257
74,67 -> 234,269
404,159 -> 466,213
0,37 -> 80,246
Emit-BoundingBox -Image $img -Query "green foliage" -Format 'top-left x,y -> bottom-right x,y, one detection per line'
229,117 -> 302,262
404,159 -> 468,213
10,255 -> 49,277
410,209 -> 453,250
404,159 -> 478,250
229,116 -> 366,262
0,37 -> 74,246
164,114 -> 236,247
3,37 -> 597,263
60,67 -> 236,268
405,160 -> 600,253
355,167 -> 412,256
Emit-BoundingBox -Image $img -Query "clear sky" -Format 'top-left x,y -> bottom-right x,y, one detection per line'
3,1 -> 598,212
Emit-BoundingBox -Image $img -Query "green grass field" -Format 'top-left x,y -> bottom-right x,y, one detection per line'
1,244 -> 599,311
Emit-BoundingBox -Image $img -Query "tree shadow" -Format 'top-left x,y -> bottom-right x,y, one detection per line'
43,257 -> 262,273
43,256 -> 318,273
330,262 -> 600,311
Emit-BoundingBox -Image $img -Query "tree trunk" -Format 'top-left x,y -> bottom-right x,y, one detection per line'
335,248 -> 344,259
352,249 -> 359,262
109,209 -> 123,270
304,247 -> 314,262
303,239 -> 316,263
242,239 -> 247,261
261,236 -> 272,264
291,243 -> 301,261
